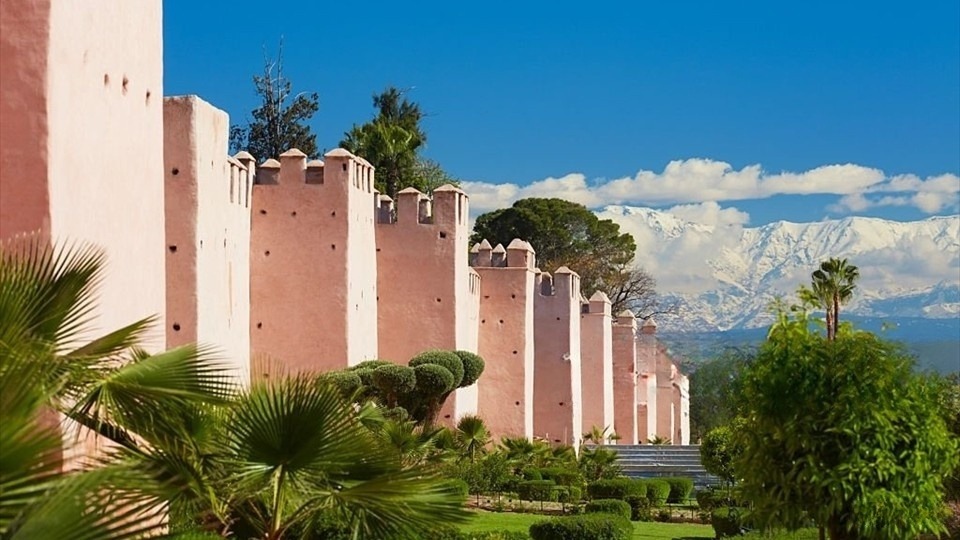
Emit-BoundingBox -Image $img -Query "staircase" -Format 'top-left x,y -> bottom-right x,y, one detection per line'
609,445 -> 718,490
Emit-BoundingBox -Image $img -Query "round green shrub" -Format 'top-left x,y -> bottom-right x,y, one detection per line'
371,363 -> 416,394
541,467 -> 583,487
319,371 -> 361,398
558,485 -> 582,504
664,477 -> 694,503
350,359 -> 392,372
711,507 -> 746,538
529,513 -> 632,540
645,479 -> 670,507
584,499 -> 631,520
412,363 -> 456,395
410,350 -> 464,387
454,350 -> 485,387
353,367 -> 376,387
518,480 -> 557,502
587,478 -> 644,500
623,494 -> 653,521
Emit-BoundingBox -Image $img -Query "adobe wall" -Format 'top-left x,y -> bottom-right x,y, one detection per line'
0,0 -> 51,236
611,311 -> 639,444
533,268 -> 583,447
375,186 -> 480,421
0,0 -> 166,350
472,240 -> 537,440
636,372 -> 658,443
580,291 -> 613,434
674,374 -> 690,445
163,96 -> 251,384
250,149 -> 378,375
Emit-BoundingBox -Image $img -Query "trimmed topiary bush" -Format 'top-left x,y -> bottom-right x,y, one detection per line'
584,499 -> 631,520
541,467 -> 583,487
664,477 -> 694,503
371,363 -> 416,407
410,350 -> 464,387
411,363 -> 456,395
645,479 -> 670,507
529,513 -> 632,540
557,485 -> 582,505
350,359 -> 393,372
711,507 -> 747,537
586,478 -> 644,500
319,371 -> 362,399
623,494 -> 653,521
454,350 -> 485,387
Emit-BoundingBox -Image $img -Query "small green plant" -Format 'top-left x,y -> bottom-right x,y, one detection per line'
647,435 -> 671,445
586,478 -> 644,500
711,507 -> 747,538
584,499 -> 631,520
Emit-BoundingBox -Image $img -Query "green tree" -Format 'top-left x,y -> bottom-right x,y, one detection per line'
688,348 -> 753,440
810,257 -> 860,340
734,306 -> 959,539
230,44 -> 319,163
472,198 -> 670,316
341,86 -> 458,200
699,418 -> 746,486
454,415 -> 491,462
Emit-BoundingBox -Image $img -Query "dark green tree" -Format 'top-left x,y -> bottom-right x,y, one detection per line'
688,347 -> 753,440
230,44 -> 319,163
734,306 -> 959,539
341,86 -> 460,200
471,198 -> 671,316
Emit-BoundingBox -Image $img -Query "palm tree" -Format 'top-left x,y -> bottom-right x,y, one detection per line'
0,237 -> 469,539
811,258 -> 860,340
454,415 -> 490,462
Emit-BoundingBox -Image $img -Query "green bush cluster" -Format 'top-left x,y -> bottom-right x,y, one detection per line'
644,479 -> 670,506
623,494 -> 652,521
518,480 -> 558,503
541,467 -> 583,487
432,527 -> 531,540
664,477 -> 693,503
586,478 -> 644,500
529,513 -> 632,540
584,499 -> 631,520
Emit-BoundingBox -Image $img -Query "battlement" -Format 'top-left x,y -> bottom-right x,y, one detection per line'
229,152 -> 255,208
376,184 -> 469,228
537,266 -> 580,299
470,238 -> 536,269
254,147 -> 374,194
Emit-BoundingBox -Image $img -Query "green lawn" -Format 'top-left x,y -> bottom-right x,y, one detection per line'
460,510 -> 714,539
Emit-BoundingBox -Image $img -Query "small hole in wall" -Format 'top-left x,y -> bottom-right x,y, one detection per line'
168,245 -> 177,253
515,401 -> 521,406
512,350 -> 518,355
556,317 -> 561,321
376,248 -> 381,252
331,244 -> 336,250
483,295 -> 490,299
342,163 -> 348,171
121,75 -> 129,95
256,322 -> 262,329
499,319 -> 504,324
559,402 -> 565,406
436,298 -> 442,303
553,439 -> 561,443
439,231 -> 447,239
171,168 -> 179,176
444,414 -> 451,419
481,319 -> 486,324
511,294 -> 516,299
331,211 -> 336,217
103,74 -> 109,86
145,90 -> 151,105
291,211 -> 297,216
259,209 -> 267,215
264,250 -> 270,256
223,239 -> 226,248
172,323 -> 181,332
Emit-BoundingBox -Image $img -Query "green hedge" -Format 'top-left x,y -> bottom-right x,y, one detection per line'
518,480 -> 557,502
664,477 -> 694,503
623,494 -> 653,521
644,479 -> 670,506
584,499 -> 631,520
541,467 -> 583,487
522,468 -> 543,481
555,485 -> 583,504
529,513 -> 632,540
586,478 -> 644,500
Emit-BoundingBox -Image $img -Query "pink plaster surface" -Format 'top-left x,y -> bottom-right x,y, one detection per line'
612,312 -> 639,444
473,243 -> 537,440
164,96 -> 251,384
533,269 -> 583,447
580,291 -> 613,435
250,149 -> 378,376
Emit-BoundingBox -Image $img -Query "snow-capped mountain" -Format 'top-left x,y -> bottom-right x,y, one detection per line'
596,206 -> 960,333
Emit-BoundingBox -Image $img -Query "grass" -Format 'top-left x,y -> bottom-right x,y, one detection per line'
460,510 -> 715,539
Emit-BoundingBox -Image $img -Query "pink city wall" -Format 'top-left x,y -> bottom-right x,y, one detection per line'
163,96 -> 252,384
1,0 -> 690,450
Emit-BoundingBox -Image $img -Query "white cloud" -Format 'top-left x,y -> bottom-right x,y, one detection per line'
663,201 -> 751,227
462,159 -> 959,216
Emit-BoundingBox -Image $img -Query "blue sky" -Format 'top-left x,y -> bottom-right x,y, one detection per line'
163,0 -> 960,227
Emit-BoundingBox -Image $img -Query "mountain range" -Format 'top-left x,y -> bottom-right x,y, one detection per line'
595,206 -> 959,371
